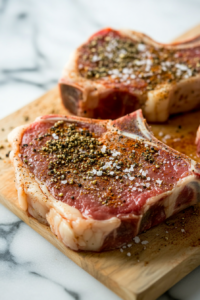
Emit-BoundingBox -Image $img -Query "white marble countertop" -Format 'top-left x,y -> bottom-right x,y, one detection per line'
0,0 -> 200,299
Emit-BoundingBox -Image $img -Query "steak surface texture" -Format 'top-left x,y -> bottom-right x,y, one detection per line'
59,28 -> 200,122
9,111 -> 200,251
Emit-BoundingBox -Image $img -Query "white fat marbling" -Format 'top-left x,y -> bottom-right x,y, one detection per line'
1,0 -> 200,299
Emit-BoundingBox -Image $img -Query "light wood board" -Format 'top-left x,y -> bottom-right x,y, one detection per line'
0,25 -> 200,300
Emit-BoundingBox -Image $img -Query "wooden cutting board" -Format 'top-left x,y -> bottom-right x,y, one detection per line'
0,25 -> 200,300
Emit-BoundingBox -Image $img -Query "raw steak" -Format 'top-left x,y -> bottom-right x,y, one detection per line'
59,28 -> 200,122
196,126 -> 200,155
8,111 -> 200,251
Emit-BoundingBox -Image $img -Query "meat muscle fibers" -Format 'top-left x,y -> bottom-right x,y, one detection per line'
8,111 -> 200,251
59,28 -> 200,122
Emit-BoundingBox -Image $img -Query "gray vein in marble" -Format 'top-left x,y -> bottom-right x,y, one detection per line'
0,0 -> 57,90
0,0 -> 8,13
0,221 -> 23,265
0,220 -> 81,300
30,271 -> 80,300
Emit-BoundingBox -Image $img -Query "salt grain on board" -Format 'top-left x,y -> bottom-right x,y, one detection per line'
133,236 -> 140,243
141,241 -> 149,245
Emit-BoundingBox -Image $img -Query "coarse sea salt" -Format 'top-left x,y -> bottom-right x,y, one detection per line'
163,134 -> 171,140
141,241 -> 149,245
124,165 -> 134,172
120,248 -> 123,252
133,236 -> 140,244
175,63 -> 188,71
156,179 -> 163,185
61,180 -> 67,184
97,171 -> 103,176
127,252 -> 131,257
92,55 -> 101,62
52,133 -> 59,139
111,150 -> 121,157
101,145 -> 107,153
92,168 -> 97,174
137,43 -> 146,52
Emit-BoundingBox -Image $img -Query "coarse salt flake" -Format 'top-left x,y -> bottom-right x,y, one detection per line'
52,133 -> 59,139
111,150 -> 121,157
141,241 -> 149,245
163,134 -> 171,140
101,145 -> 107,153
137,43 -> 146,51
61,180 -> 67,184
133,236 -> 140,243
92,55 -> 101,62
156,179 -> 163,185
127,252 -> 131,257
175,63 -> 188,71
92,169 -> 97,174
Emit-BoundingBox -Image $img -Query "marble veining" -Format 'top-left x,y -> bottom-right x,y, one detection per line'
1,0 -> 200,299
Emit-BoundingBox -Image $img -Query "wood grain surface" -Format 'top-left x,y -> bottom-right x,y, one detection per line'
0,25 -> 200,300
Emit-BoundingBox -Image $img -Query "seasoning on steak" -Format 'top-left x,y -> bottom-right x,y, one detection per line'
196,126 -> 200,156
59,28 -> 200,122
8,111 -> 200,251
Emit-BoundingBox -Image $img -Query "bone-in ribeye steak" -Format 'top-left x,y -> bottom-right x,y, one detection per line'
59,28 -> 200,122
9,111 -> 200,251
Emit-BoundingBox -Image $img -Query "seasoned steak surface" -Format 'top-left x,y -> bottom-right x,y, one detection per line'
9,111 -> 200,251
60,28 -> 200,122
21,118 -> 192,220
